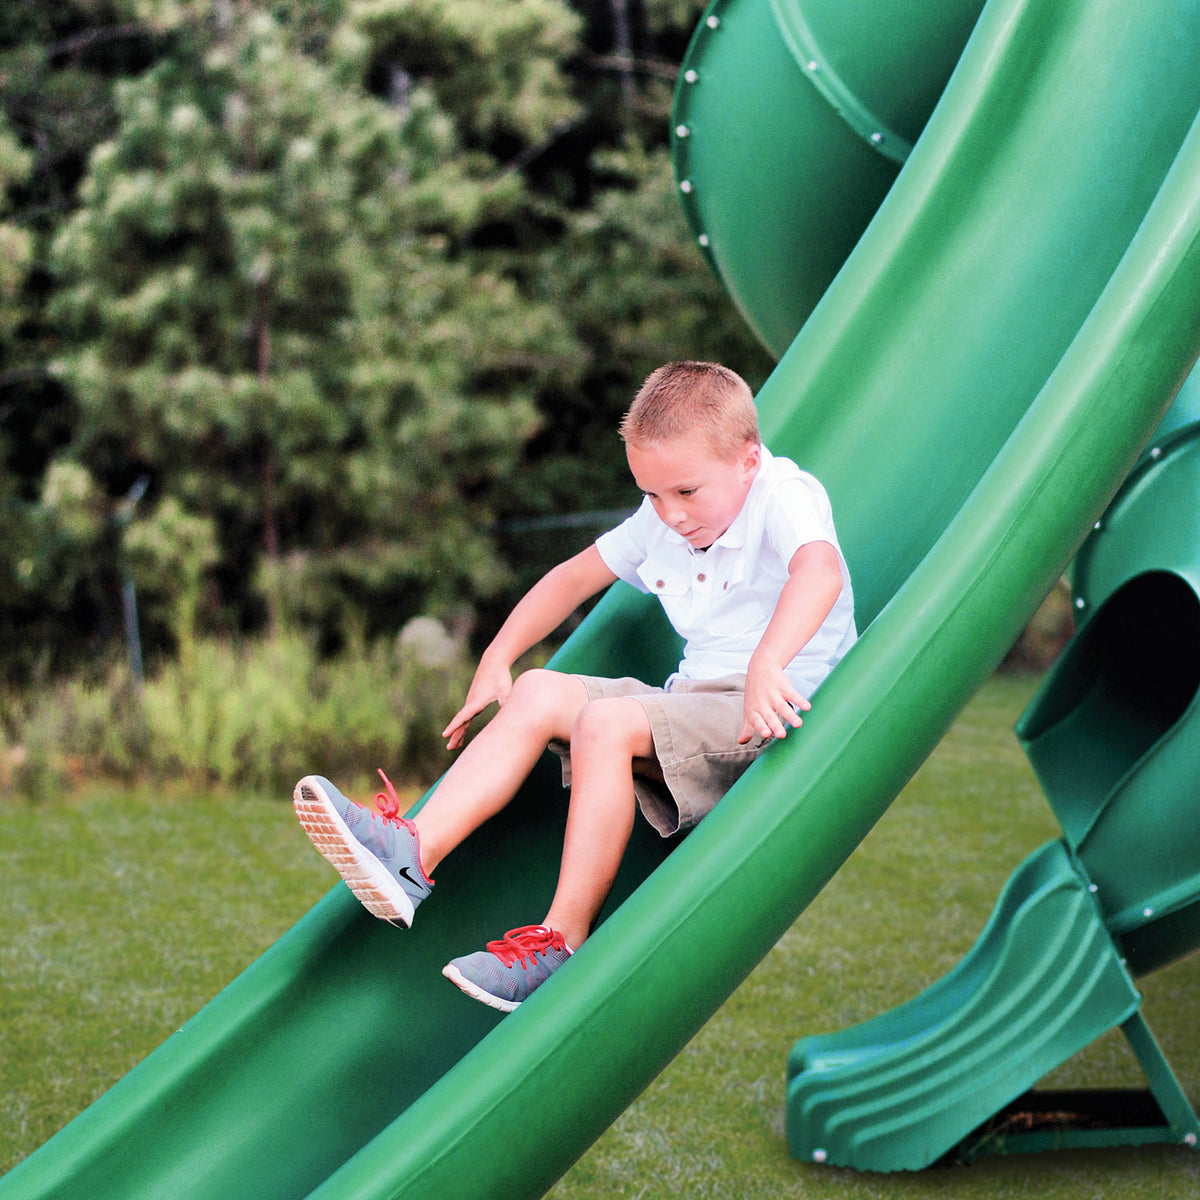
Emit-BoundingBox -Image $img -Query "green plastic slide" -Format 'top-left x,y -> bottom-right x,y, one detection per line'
6,0 -> 1200,1196
786,373 -> 1200,1171
787,840 -> 1147,1167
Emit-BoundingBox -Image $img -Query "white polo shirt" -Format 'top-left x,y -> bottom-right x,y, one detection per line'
596,447 -> 856,693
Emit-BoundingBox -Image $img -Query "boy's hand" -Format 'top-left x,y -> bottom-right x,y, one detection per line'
443,659 -> 513,750
440,545 -> 618,751
738,653 -> 810,744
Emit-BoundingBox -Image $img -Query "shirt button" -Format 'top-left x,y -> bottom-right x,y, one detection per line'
723,581 -> 728,590
656,579 -> 665,589
697,572 -> 706,583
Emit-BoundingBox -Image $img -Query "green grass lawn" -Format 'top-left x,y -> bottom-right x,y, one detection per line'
3,673 -> 1198,1197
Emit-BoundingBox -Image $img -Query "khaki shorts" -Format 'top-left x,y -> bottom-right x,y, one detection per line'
549,674 -> 771,837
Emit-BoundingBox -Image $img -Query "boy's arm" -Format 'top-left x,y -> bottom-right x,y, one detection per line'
443,544 -> 618,749
738,540 -> 844,745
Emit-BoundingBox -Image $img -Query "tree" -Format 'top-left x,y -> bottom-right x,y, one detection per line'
0,116 -> 31,354
49,1 -> 582,652
3,0 -> 772,667
350,1 -> 772,605
123,494 -> 218,675
0,3 -> 162,672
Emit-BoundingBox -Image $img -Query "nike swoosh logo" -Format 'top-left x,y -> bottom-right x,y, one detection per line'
396,866 -> 426,890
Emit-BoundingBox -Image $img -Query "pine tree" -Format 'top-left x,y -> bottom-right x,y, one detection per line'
7,0 -> 769,665
50,1 -> 581,649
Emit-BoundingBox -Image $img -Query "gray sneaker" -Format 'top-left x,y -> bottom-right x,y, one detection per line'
293,771 -> 433,928
442,925 -> 573,1012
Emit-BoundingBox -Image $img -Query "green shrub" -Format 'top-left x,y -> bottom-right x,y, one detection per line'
0,628 -> 475,799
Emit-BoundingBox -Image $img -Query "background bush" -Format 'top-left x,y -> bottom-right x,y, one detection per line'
0,626 -> 478,800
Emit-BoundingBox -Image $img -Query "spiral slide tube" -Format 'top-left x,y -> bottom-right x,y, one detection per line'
4,0 -> 1200,1196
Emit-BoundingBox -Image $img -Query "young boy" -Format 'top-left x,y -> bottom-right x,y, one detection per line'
294,361 -> 856,1012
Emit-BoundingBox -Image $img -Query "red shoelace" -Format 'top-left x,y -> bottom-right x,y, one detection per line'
487,925 -> 569,969
372,767 -> 433,884
373,767 -> 407,823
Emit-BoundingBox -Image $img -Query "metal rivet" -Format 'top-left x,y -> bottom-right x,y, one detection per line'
1094,520 -> 1102,530
676,124 -> 690,138
1075,597 -> 1086,609
680,179 -> 693,193
1089,883 -> 1098,893
813,1149 -> 827,1163
684,69 -> 699,84
1144,906 -> 1155,918
871,132 -> 883,144
807,60 -> 819,71
698,233 -> 709,247
706,15 -> 720,28
1150,445 -> 1163,459
1185,1132 -> 1197,1147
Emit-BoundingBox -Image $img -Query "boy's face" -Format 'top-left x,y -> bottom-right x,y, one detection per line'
626,435 -> 761,550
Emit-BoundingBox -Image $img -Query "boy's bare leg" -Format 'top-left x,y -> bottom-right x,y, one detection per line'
413,669 -> 590,875
542,697 -> 655,952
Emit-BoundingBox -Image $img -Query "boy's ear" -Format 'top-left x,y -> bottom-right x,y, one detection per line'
740,439 -> 762,475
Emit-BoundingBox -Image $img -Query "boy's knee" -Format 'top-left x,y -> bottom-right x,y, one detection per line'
505,668 -> 589,739
507,667 -> 556,707
571,697 -> 652,759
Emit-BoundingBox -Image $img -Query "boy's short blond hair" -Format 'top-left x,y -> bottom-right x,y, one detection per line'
620,361 -> 759,460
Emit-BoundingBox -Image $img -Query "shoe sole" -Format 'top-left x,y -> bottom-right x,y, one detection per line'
441,963 -> 521,1013
293,776 -> 416,928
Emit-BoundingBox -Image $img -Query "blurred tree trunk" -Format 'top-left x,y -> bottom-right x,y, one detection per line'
609,0 -> 635,111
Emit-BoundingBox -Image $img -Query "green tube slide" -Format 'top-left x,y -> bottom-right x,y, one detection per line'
7,0 -> 1200,1196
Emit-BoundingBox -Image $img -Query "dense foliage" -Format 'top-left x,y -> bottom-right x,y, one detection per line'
0,0 -> 773,676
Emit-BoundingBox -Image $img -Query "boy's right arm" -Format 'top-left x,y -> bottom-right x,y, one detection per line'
442,544 -> 618,749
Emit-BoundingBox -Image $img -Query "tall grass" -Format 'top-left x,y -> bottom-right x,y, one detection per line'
0,583 -> 1073,803
0,630 -> 475,800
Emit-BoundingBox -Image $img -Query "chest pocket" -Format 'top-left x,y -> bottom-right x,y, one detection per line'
637,561 -> 690,599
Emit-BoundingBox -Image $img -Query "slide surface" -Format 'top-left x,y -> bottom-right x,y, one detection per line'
6,0 -> 1200,1196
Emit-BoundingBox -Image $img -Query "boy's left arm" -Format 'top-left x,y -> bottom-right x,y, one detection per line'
738,540 -> 844,745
